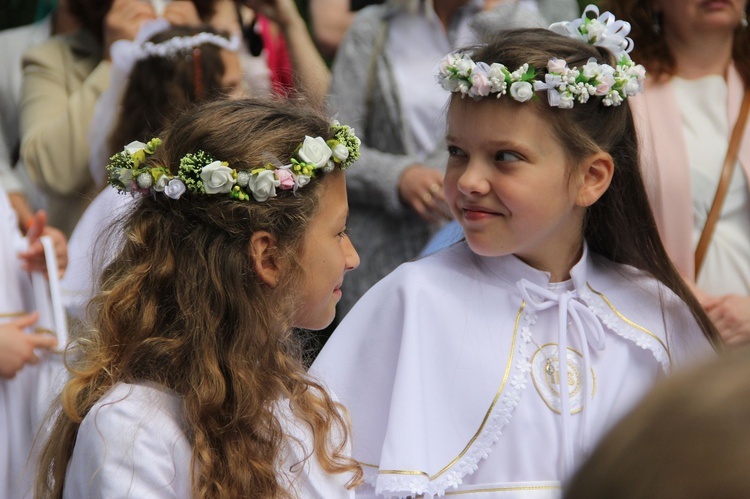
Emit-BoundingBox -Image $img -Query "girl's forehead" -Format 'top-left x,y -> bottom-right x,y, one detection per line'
446,97 -> 567,155
447,97 -> 544,132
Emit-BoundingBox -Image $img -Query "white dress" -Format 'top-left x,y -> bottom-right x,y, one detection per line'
311,242 -> 712,498
64,382 -> 355,498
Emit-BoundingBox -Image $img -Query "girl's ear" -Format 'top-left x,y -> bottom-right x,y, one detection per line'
575,152 -> 614,207
249,231 -> 281,287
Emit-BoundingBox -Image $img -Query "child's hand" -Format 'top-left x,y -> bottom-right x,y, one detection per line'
399,164 -> 453,224
18,211 -> 68,278
703,294 -> 750,345
0,312 -> 58,379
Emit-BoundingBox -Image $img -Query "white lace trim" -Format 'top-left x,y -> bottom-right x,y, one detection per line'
370,309 -> 537,498
580,285 -> 671,372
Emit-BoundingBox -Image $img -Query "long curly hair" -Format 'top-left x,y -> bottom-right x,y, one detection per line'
454,29 -> 719,347
601,0 -> 750,86
36,98 -> 363,498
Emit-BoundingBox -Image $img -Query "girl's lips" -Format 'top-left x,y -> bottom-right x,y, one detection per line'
461,202 -> 501,213
462,205 -> 502,221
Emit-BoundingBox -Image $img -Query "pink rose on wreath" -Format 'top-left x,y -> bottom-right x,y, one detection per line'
276,169 -> 295,190
547,58 -> 568,74
470,63 -> 492,97
595,75 -> 615,96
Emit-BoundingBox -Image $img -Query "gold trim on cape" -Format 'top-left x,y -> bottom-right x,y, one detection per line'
586,283 -> 671,363
378,302 -> 525,479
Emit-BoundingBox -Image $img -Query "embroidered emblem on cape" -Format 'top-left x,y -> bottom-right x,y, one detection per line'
530,344 -> 596,414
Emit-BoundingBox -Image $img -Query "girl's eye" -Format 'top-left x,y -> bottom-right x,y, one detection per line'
338,228 -> 349,239
447,145 -> 466,157
495,151 -> 522,162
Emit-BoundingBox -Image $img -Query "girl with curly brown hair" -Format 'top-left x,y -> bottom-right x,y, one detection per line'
36,98 -> 363,498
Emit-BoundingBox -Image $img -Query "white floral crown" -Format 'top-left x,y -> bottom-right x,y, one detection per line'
106,122 -> 361,202
135,31 -> 241,61
435,5 -> 646,109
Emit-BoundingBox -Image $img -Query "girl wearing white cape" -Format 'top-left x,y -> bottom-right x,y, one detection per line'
311,7 -> 719,498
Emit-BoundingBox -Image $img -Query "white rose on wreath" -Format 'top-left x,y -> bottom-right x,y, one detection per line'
248,170 -> 280,202
165,179 -> 186,200
510,81 -> 534,102
332,143 -> 349,162
124,140 -> 147,155
201,161 -> 236,194
153,174 -> 169,192
298,136 -> 333,168
294,174 -> 311,192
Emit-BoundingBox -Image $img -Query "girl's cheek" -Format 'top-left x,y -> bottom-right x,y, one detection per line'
442,178 -> 458,204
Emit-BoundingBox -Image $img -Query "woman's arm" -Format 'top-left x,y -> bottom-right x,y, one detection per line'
244,0 -> 331,108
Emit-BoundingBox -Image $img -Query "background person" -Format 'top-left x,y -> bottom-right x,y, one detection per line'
603,0 -> 750,344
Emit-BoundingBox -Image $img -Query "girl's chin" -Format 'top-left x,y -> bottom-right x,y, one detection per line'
464,237 -> 510,258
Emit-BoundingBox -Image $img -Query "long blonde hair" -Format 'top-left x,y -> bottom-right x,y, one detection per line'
36,98 -> 363,498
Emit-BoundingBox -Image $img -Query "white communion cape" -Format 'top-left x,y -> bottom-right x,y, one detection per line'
311,242 -> 712,498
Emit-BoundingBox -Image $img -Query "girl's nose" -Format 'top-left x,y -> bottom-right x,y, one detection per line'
343,235 -> 360,271
456,161 -> 491,196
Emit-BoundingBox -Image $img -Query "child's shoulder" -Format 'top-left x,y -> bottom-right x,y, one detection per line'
66,382 -> 192,496
379,242 -> 502,296
80,382 -> 187,443
586,252 -> 713,367
588,252 -> 683,307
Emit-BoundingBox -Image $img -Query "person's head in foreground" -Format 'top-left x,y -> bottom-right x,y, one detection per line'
564,344 -> 750,499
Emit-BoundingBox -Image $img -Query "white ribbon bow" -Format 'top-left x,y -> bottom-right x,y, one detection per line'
517,278 -> 605,477
549,4 -> 635,60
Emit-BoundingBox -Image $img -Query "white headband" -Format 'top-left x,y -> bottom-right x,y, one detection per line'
110,19 -> 241,74
137,31 -> 241,60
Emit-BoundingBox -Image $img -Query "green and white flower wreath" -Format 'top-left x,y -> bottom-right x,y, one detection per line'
106,121 -> 361,202
435,5 -> 646,109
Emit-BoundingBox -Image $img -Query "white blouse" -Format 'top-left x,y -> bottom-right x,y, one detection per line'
311,242 -> 712,498
672,75 -> 750,295
63,382 -> 355,498
387,0 -> 479,160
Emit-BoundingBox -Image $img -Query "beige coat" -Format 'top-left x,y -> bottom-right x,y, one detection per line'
631,66 -> 750,282
20,29 -> 110,236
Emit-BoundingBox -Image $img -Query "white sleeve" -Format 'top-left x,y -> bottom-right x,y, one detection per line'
277,401 -> 355,499
64,388 -> 192,498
